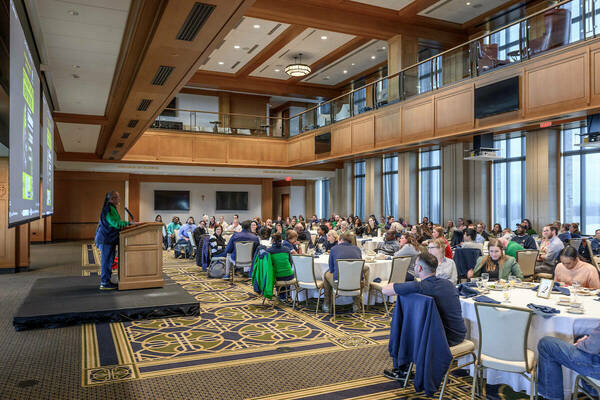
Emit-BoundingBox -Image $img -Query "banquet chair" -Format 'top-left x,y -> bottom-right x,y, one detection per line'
585,240 -> 600,272
472,303 -> 535,400
188,234 -> 197,257
332,259 -> 365,321
516,250 -> 539,281
572,374 -> 600,400
368,256 -> 411,316
291,254 -> 323,315
231,241 -> 254,283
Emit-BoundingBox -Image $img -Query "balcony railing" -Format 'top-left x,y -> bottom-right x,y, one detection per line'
152,0 -> 598,139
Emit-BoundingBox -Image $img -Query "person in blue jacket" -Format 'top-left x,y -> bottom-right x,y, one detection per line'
224,220 -> 260,279
95,191 -> 134,290
382,251 -> 466,381
323,231 -> 363,313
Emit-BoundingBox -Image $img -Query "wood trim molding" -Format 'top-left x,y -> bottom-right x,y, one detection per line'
52,112 -> 109,125
54,122 -> 65,154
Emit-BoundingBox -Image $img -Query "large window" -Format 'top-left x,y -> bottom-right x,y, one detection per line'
383,155 -> 398,219
419,149 -> 441,223
315,179 -> 330,219
354,161 -> 366,220
561,127 -> 600,234
492,136 -> 526,229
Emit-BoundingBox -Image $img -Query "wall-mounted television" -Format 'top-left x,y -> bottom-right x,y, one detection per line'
315,132 -> 331,154
474,76 -> 519,119
154,190 -> 190,210
216,191 -> 248,210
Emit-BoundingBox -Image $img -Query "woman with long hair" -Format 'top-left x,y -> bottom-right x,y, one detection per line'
410,224 -> 424,243
491,223 -> 503,238
427,238 -> 457,284
209,216 -> 217,229
364,217 -> 378,236
353,217 -> 365,237
432,226 -> 452,258
468,238 -> 523,281
394,233 -> 423,279
209,224 -> 226,258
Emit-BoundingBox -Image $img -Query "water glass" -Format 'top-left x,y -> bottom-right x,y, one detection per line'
508,275 -> 516,287
572,280 -> 581,303
503,285 -> 511,303
481,273 -> 489,286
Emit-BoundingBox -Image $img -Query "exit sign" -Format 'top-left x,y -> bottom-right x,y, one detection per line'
540,121 -> 552,128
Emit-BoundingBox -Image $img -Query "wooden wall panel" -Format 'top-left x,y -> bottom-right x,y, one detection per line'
258,140 -> 288,166
44,216 -> 52,242
375,104 -> 401,147
123,135 -> 157,161
228,140 -> 261,165
29,218 -> 45,243
402,98 -> 434,143
16,224 -> 30,268
590,44 -> 600,106
525,49 -> 589,116
192,137 -> 228,164
351,115 -> 375,152
298,135 -> 315,163
287,140 -> 301,164
0,158 -> 16,270
157,135 -> 194,162
331,122 -> 352,156
434,85 -> 474,136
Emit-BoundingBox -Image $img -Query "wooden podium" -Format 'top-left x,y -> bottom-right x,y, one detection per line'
118,222 -> 164,290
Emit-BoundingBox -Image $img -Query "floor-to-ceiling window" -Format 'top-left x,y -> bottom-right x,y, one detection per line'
383,155 -> 398,219
315,179 -> 330,219
561,126 -> 600,234
419,149 -> 441,223
354,161 -> 366,220
492,135 -> 526,229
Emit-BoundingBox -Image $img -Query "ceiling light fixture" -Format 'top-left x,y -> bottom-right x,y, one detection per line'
351,63 -> 356,66
371,55 -> 376,59
234,45 -> 240,49
218,61 -> 224,65
381,46 -> 386,50
274,69 -> 280,72
321,35 -> 327,40
343,70 -> 347,74
253,24 -> 260,29
466,2 -> 471,5
285,53 -> 311,77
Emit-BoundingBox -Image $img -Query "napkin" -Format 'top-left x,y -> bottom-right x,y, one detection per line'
463,282 -> 478,288
527,303 -> 560,318
457,283 -> 478,298
531,282 -> 571,296
473,295 -> 501,304
361,239 -> 372,244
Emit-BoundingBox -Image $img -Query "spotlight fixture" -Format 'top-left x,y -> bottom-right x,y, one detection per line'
285,53 -> 311,77
321,35 -> 327,40
218,61 -> 224,65
234,45 -> 240,49
343,70 -> 347,74
253,24 -> 260,29
274,69 -> 280,72
371,55 -> 376,59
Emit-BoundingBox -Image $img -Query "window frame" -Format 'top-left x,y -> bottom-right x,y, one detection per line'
491,135 -> 526,229
418,149 -> 441,224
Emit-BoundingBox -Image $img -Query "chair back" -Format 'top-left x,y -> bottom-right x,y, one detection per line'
298,241 -> 309,254
586,240 -> 600,271
310,233 -> 317,244
174,229 -> 180,241
389,256 -> 411,284
569,238 -> 582,251
474,303 -> 533,370
516,250 -> 539,277
235,241 -> 254,265
291,255 -> 317,285
188,233 -> 196,248
336,259 -> 365,293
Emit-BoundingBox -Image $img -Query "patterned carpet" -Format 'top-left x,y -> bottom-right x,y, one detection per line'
80,247 -> 537,399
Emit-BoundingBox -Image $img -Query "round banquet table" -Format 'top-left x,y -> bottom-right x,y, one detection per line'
358,236 -> 384,252
458,287 -> 600,399
293,254 -> 393,305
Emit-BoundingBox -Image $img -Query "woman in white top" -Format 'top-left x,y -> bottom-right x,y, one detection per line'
427,238 -> 458,284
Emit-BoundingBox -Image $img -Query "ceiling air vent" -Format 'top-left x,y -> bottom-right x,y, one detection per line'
116,143 -> 124,148
137,99 -> 152,111
152,66 -> 174,85
112,150 -> 119,155
268,24 -> 282,35
247,44 -> 259,54
176,2 -> 215,42
127,119 -> 139,128
231,61 -> 240,69
121,133 -> 130,139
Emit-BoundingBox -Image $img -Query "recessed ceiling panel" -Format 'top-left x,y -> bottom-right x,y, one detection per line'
57,123 -> 101,152
350,0 -> 414,11
201,17 -> 290,73
250,29 -> 356,80
302,40 -> 388,86
418,0 -> 511,24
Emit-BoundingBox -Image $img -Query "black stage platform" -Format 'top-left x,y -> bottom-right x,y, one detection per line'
13,275 -> 199,331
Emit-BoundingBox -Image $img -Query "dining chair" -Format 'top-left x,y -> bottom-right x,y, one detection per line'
516,250 -> 539,281
368,256 -> 411,315
472,303 -> 536,400
572,374 -> 600,399
232,241 -> 254,283
585,240 -> 600,272
332,259 -> 365,321
291,254 -> 323,314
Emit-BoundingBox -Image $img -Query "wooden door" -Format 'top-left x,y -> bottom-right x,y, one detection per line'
281,194 -> 290,219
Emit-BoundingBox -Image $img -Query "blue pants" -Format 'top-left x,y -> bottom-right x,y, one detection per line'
537,336 -> 600,399
98,243 -> 116,285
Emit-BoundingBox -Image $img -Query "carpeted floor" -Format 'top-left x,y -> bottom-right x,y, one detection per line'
0,241 -> 537,399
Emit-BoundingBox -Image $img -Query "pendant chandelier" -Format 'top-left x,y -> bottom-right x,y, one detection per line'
285,53 -> 311,77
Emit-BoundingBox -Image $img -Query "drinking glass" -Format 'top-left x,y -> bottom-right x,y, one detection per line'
481,273 -> 489,287
508,275 -> 517,287
503,285 -> 511,303
572,280 -> 581,303
474,278 -> 484,291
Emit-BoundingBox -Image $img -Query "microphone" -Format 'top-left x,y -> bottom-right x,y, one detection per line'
124,207 -> 136,223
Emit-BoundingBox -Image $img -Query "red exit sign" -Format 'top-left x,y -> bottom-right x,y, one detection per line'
540,121 -> 552,128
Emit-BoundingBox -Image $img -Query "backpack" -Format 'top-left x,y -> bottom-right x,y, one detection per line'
207,257 -> 226,278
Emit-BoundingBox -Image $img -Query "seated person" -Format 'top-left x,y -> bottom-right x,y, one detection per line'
377,230 -> 401,256
175,217 -> 196,258
382,252 -> 467,381
427,239 -> 458,284
364,217 -> 378,237
430,226 -> 452,258
468,238 -> 524,281
558,223 -> 572,243
295,223 -> 311,242
315,224 -> 329,247
498,236 -> 524,258
337,220 -> 350,235
267,233 -> 296,300
394,233 -> 422,279
283,230 -> 301,254
250,220 -> 259,236
475,223 -> 488,243
229,215 -> 242,233
522,218 -> 537,236
460,228 -> 481,249
192,224 -> 207,249
537,321 -> 600,400
591,229 -> 600,256
512,223 -> 537,250
223,220 -> 260,279
353,218 -> 366,237
209,224 -> 226,258
218,216 -> 228,231
323,232 -> 363,313
537,225 -> 564,275
324,230 -> 339,252
259,226 -> 271,241
570,222 -> 582,239
166,216 -> 181,249
554,246 -> 600,289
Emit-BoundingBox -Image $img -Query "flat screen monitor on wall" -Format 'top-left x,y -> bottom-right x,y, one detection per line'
41,92 -> 53,216
9,0 -> 40,227
216,191 -> 248,211
474,76 -> 519,119
154,190 -> 190,211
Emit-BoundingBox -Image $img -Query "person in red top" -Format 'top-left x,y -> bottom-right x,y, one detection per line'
432,226 -> 452,258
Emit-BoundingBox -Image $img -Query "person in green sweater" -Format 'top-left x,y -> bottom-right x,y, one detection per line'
498,236 -> 525,258
468,238 -> 524,281
166,216 -> 181,249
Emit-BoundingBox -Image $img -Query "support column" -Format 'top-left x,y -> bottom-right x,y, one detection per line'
127,175 -> 140,222
261,178 -> 273,220
343,162 -> 353,216
365,157 -> 382,218
398,152 -> 418,224
526,128 -> 560,231
387,34 -> 418,101
304,181 -> 315,218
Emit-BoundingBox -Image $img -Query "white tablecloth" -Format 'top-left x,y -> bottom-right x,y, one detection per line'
459,287 -> 600,399
294,254 -> 392,305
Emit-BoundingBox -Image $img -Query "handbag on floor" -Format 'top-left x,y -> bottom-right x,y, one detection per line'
207,257 -> 226,278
